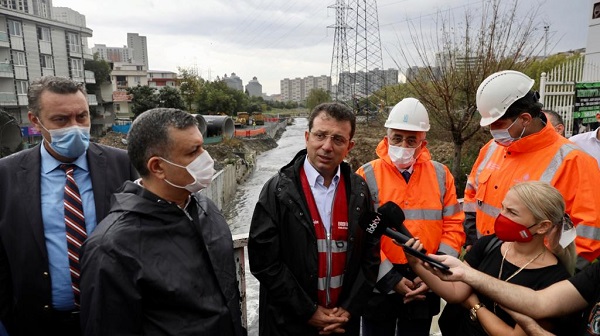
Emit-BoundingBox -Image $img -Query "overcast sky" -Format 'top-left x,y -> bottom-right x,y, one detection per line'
52,0 -> 592,95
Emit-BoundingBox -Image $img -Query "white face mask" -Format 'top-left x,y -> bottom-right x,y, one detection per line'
160,151 -> 215,193
490,118 -> 526,147
388,144 -> 418,169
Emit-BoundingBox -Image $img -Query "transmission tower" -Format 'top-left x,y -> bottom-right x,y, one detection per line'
328,0 -> 352,102
329,0 -> 385,114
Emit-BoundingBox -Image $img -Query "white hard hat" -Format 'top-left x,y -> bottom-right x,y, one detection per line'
385,97 -> 430,132
477,70 -> 534,127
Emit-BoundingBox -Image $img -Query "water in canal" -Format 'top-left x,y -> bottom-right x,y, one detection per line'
224,117 -> 308,334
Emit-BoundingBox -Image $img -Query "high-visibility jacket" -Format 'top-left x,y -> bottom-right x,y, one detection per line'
464,123 -> 600,269
356,138 -> 465,271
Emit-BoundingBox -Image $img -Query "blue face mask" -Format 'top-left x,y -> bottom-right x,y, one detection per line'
40,123 -> 90,158
490,118 -> 526,147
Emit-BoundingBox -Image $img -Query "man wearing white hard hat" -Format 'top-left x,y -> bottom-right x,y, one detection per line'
464,70 -> 600,272
357,97 -> 465,336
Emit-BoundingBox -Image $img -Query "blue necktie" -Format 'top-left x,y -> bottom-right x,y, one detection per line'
401,170 -> 411,183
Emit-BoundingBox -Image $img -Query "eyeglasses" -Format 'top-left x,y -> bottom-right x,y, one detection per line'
309,131 -> 349,147
388,136 -> 420,148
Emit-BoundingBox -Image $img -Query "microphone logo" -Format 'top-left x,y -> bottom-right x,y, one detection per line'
366,215 -> 380,234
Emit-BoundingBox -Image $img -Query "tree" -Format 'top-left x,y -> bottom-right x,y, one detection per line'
126,85 -> 159,119
392,0 -> 545,195
306,88 -> 331,111
195,80 -> 249,115
178,67 -> 203,111
524,53 -> 582,91
158,86 -> 185,109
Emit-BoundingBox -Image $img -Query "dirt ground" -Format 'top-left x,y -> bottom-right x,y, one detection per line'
96,117 -> 456,173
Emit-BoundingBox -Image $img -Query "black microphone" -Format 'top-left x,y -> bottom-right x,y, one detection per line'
362,201 -> 426,252
361,201 -> 450,273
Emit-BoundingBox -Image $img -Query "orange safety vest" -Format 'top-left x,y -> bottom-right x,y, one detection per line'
356,138 -> 465,265
464,123 -> 600,265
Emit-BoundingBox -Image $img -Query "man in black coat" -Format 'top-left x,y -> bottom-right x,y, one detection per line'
80,108 -> 245,336
249,102 -> 380,335
0,76 -> 137,336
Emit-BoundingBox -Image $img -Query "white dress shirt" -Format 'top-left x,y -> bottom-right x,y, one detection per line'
303,157 -> 341,233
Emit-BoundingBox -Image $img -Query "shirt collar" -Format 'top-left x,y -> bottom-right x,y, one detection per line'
303,155 -> 340,187
40,143 -> 89,174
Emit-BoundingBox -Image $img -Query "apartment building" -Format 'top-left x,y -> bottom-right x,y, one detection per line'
127,32 -> 148,68
148,70 -> 177,89
280,75 -> 331,102
102,62 -> 148,119
92,44 -> 134,63
0,4 -> 95,140
245,76 -> 262,97
223,72 -> 243,91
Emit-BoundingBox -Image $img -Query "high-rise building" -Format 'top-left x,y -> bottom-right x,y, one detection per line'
280,75 -> 332,102
52,6 -> 86,27
92,44 -> 134,63
0,5 -> 96,138
0,0 -> 52,18
127,33 -> 148,68
223,72 -> 243,91
245,76 -> 262,97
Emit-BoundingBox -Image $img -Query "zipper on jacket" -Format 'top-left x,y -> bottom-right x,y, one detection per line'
326,230 -> 332,307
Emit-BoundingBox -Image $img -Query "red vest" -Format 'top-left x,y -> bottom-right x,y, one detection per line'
300,167 -> 348,308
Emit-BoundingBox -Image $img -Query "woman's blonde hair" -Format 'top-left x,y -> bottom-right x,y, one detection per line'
510,181 -> 565,226
511,181 -> 576,274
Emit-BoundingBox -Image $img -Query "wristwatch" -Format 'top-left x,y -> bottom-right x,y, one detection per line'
469,303 -> 485,322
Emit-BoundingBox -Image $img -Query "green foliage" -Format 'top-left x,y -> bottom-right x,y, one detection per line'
195,80 -> 249,115
84,53 -> 111,96
126,85 -> 159,119
523,53 -> 583,91
306,88 -> 331,111
158,86 -> 185,110
178,67 -> 203,111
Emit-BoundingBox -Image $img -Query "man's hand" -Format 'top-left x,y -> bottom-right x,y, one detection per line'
320,307 -> 351,334
308,306 -> 348,333
403,276 -> 428,304
393,277 -> 416,295
504,306 -> 556,336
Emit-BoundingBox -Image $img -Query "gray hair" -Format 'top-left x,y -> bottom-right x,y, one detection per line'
28,76 -> 87,116
127,108 -> 198,177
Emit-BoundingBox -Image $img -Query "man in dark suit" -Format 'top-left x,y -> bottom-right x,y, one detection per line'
0,76 -> 137,336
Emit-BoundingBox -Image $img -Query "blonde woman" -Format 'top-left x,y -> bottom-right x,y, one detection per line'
403,181 -> 574,336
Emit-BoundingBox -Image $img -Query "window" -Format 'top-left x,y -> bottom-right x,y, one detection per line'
16,80 -> 28,95
136,65 -> 143,71
37,26 -> 51,41
70,58 -> 83,78
67,32 -> 81,53
8,20 -> 22,37
40,55 -> 53,69
11,51 -> 25,66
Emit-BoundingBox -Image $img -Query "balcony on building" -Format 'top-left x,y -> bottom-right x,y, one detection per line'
0,63 -> 12,78
17,94 -> 27,106
68,44 -> 82,58
83,47 -> 94,60
84,70 -> 96,84
0,92 -> 17,106
0,31 -> 9,48
87,94 -> 98,106
116,81 -> 128,90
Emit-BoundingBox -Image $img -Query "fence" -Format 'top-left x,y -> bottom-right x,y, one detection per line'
539,56 -> 600,137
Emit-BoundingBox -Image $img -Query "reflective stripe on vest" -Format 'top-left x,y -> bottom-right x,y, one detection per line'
539,143 -> 578,183
362,160 -> 446,211
363,162 -> 380,210
472,142 -> 579,236
317,239 -> 348,253
318,274 -> 344,291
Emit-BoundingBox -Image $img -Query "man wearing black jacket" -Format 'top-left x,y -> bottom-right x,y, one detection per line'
248,102 -> 380,335
80,108 -> 245,336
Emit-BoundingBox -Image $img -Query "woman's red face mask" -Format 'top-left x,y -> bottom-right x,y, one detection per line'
494,213 -> 538,242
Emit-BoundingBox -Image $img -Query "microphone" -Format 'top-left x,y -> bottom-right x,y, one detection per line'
362,201 -> 426,253
361,201 -> 451,273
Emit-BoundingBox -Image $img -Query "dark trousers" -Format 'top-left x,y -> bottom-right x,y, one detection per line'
361,315 -> 432,336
